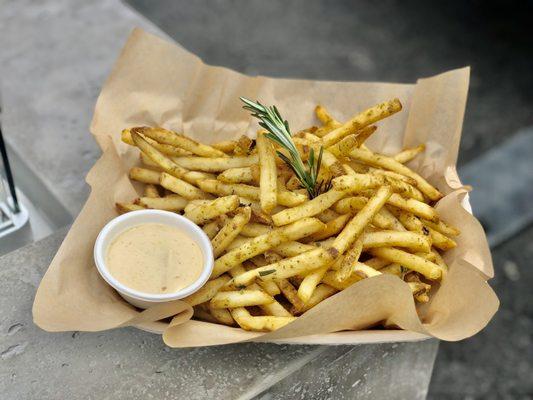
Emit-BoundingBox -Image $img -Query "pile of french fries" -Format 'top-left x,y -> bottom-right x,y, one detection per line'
117,98 -> 460,332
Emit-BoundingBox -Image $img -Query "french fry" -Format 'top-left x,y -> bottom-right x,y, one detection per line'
139,152 -> 164,170
136,195 -> 188,212
315,120 -> 343,137
129,167 -> 161,185
202,215 -> 228,239
218,167 -> 254,184
392,208 -> 452,249
380,263 -> 403,277
348,147 -> 442,201
276,190 -> 308,207
321,99 -> 402,147
210,290 -> 274,308
297,264 -> 330,303
362,230 -> 431,253
159,173 -> 210,200
249,206 -> 273,225
368,247 -> 442,280
245,269 -> 281,297
239,260 -> 281,296
139,153 -> 216,185
115,202 -> 145,214
333,174 -> 424,201
134,126 -> 227,158
228,261 -> 282,300
305,144 -> 345,177
303,213 -> 351,242
425,226 -> 457,250
212,217 -> 325,277
183,275 -> 231,306
131,130 -> 191,180
326,127 -> 377,157
408,282 -> 431,303
432,249 -> 449,274
332,174 -> 385,192
370,169 -> 417,185
240,223 -> 272,237
333,196 -> 392,229
323,261 -> 381,290
198,180 -> 260,201
228,247 -> 335,288
273,241 -> 316,257
193,304 -> 219,323
234,135 -> 256,156
250,285 -> 289,316
334,236 -> 364,283
375,173 -> 424,201
173,155 -> 258,172
353,262 -> 382,279
422,219 -> 460,237
363,257 -> 391,270
257,131 -> 278,213
264,250 -> 283,264
317,209 -> 340,223
276,278 -> 306,312
230,307 -> 295,331
184,195 -> 240,225
341,163 -> 357,176
347,160 -> 371,174
416,251 -> 437,262
322,269 -> 359,290
208,304 -> 235,325
386,193 -> 438,222
121,128 -> 192,157
272,190 -> 346,226
393,144 -> 426,164
211,207 -> 251,257
285,175 -> 301,190
198,179 -> 307,208
228,264 -> 248,278
298,284 -> 337,313
212,140 -> 237,154
332,186 -> 392,254
144,184 -> 160,198
377,205 -> 405,231
315,105 -> 337,125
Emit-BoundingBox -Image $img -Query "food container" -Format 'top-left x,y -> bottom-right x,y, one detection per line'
93,210 -> 214,309
32,28 -> 498,348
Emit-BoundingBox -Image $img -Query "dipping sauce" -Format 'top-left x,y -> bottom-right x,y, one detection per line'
106,223 -> 204,294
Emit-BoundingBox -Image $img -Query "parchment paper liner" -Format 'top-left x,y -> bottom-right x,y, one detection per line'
33,28 -> 498,347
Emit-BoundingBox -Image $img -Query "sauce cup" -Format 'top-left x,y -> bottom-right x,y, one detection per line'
94,210 -> 214,309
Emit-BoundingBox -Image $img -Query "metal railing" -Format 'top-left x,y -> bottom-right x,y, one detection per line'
0,97 -> 25,239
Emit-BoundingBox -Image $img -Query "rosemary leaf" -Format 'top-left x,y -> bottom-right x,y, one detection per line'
241,97 -> 330,198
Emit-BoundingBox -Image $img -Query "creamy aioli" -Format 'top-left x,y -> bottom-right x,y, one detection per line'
106,223 -> 204,294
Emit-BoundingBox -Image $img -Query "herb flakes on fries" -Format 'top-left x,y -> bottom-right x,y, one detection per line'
117,98 -> 460,332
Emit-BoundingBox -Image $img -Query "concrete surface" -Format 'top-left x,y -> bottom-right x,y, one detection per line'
0,1 -> 440,399
0,0 -> 163,216
0,229 -> 438,400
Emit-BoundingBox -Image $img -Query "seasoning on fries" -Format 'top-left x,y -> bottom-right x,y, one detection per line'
117,97 -> 461,332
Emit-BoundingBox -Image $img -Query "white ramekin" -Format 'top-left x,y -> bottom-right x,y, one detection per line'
94,210 -> 213,309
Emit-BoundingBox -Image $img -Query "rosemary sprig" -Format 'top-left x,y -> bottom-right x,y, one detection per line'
240,97 -> 330,198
